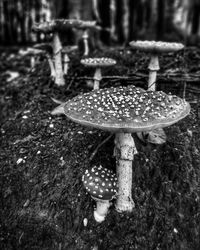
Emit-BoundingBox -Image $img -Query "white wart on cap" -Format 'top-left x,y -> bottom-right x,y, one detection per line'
82,165 -> 118,200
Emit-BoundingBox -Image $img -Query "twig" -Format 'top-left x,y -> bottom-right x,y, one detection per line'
90,134 -> 113,161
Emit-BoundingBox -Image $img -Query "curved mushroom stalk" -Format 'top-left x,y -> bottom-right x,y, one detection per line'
148,54 -> 160,91
92,197 -> 110,223
93,67 -> 102,90
114,133 -> 137,212
83,30 -> 89,56
52,32 -> 65,86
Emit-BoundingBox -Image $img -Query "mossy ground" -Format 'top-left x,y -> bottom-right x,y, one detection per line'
0,46 -> 200,250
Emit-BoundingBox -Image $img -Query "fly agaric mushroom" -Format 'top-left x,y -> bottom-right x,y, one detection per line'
129,40 -> 184,144
33,43 -> 56,79
82,165 -> 118,222
129,40 -> 184,91
32,21 -> 65,86
62,85 -> 190,212
62,45 -> 78,75
81,57 -> 116,90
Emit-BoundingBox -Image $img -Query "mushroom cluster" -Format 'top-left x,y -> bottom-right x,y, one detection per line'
81,57 -> 116,90
63,85 -> 190,212
82,165 -> 118,222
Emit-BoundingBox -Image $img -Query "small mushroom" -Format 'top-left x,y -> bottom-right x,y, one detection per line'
81,57 -> 116,90
62,45 -> 78,75
129,40 -> 184,91
82,165 -> 118,222
19,47 -> 44,68
33,43 -> 56,79
129,40 -> 184,144
63,85 -> 190,213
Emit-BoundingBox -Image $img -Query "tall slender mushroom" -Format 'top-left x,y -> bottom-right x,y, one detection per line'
62,85 -> 190,212
32,21 -> 65,86
129,40 -> 184,144
33,43 -> 56,79
32,19 -> 99,85
82,165 -> 118,222
81,57 -> 116,90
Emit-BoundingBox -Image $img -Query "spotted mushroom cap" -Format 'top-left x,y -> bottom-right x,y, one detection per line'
81,57 -> 116,67
64,85 -> 190,133
129,40 -> 184,53
82,165 -> 118,200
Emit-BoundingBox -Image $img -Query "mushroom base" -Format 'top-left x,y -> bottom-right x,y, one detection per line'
114,133 -> 136,212
148,54 -> 159,91
92,197 -> 110,223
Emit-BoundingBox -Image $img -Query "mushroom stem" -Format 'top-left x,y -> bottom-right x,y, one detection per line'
148,54 -> 160,91
46,54 -> 56,79
63,54 -> 70,75
93,67 -> 102,90
92,197 -> 110,223
83,30 -> 89,56
52,32 -> 65,86
114,133 -> 137,212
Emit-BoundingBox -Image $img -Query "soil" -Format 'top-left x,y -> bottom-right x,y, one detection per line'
0,45 -> 200,250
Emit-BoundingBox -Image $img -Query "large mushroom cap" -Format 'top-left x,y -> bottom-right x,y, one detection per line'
81,57 -> 116,67
64,85 -> 190,133
82,165 -> 118,200
129,40 -> 184,53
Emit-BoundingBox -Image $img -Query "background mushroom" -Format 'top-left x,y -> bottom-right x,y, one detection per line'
82,165 -> 118,223
62,85 -> 190,213
18,47 -> 44,69
33,43 -> 55,79
80,57 -> 116,90
129,40 -> 184,144
32,21 -> 65,86
62,45 -> 78,75
129,40 -> 184,91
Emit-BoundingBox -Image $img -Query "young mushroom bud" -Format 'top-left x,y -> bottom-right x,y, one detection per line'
82,165 -> 118,223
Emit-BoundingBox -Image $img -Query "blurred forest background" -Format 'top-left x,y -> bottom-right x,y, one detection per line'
0,0 -> 200,46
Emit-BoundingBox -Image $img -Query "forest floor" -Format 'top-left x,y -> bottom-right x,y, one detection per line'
0,45 -> 200,250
